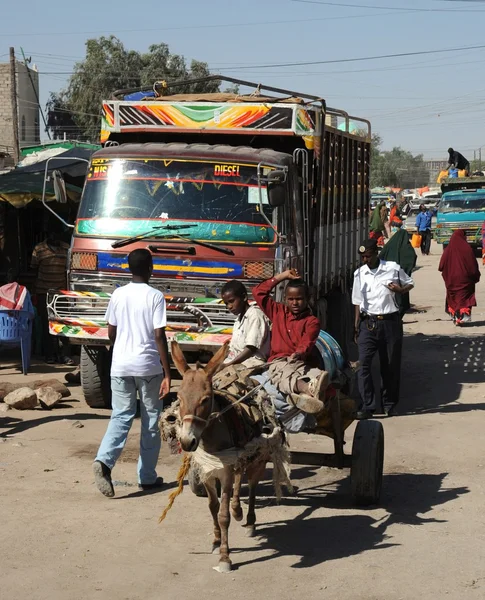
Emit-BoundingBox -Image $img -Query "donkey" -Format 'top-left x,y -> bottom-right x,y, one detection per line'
171,340 -> 268,573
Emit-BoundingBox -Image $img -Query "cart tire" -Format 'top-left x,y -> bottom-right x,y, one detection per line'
188,466 -> 207,497
81,346 -> 112,409
351,420 -> 384,506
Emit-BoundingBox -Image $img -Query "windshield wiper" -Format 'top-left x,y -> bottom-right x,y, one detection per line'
111,224 -> 195,249
170,234 -> 235,256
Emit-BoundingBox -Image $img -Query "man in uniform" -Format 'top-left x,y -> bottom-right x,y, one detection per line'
352,239 -> 414,419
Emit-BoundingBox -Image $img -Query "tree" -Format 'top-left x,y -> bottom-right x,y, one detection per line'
46,37 -> 221,141
371,134 -> 429,189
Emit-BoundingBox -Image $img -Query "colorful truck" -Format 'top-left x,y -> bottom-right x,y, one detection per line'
435,177 -> 485,250
46,76 -> 371,407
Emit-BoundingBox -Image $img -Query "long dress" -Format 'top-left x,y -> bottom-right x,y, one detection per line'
380,228 -> 417,316
438,229 -> 481,324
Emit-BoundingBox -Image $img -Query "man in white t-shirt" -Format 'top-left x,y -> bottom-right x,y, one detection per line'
93,249 -> 171,497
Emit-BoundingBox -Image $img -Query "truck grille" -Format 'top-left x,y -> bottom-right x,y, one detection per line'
47,290 -> 235,333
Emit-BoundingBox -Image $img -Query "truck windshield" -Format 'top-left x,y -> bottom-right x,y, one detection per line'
76,158 -> 277,244
440,194 -> 485,214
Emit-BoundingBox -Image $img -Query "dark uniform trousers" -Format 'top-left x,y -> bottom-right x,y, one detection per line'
357,313 -> 403,412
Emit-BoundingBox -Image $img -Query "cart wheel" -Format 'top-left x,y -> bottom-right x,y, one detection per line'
188,466 -> 207,497
351,420 -> 384,506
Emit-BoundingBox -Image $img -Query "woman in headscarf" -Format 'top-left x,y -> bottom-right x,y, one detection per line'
369,202 -> 386,246
380,228 -> 417,316
439,229 -> 481,325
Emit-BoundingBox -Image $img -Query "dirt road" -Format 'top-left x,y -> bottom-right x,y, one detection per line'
2,241 -> 485,600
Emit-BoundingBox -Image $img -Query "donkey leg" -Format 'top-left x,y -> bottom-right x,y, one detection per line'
231,470 -> 243,522
205,477 -> 221,554
217,466 -> 234,572
245,460 -> 266,538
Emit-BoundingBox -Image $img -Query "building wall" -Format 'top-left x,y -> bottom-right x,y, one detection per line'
424,159 -> 448,186
0,61 -> 40,154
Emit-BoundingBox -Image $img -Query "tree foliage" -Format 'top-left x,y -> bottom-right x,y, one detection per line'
46,37 -> 220,141
371,133 -> 429,189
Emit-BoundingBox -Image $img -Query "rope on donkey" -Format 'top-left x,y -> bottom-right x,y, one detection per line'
158,453 -> 192,524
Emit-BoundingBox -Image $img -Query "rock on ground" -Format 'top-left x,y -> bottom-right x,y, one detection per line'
4,387 -> 38,410
36,387 -> 63,409
0,379 -> 71,401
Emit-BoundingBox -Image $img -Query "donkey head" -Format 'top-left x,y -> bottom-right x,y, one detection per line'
171,341 -> 229,452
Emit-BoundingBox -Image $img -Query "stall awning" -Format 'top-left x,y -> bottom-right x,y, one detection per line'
0,146 -> 98,208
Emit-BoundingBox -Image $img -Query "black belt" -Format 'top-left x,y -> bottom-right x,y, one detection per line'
361,312 -> 399,321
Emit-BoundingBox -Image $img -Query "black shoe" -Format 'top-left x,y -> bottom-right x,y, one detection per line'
93,460 -> 115,497
138,476 -> 164,491
384,405 -> 398,417
356,410 -> 374,420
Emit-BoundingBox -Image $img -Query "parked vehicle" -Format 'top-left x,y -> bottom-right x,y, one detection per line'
435,177 -> 485,249
43,76 -> 371,407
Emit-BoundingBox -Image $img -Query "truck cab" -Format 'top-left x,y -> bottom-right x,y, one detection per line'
435,178 -> 485,249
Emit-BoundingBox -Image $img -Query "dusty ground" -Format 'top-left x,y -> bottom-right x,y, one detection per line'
2,241 -> 485,600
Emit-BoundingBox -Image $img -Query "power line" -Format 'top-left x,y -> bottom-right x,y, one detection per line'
0,10 -> 417,38
291,0 -> 485,11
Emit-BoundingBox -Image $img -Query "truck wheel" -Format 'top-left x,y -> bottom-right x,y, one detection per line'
350,420 -> 384,506
80,346 -> 112,408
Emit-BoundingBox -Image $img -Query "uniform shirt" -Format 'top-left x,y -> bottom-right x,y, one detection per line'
253,277 -> 320,362
105,282 -> 167,377
225,304 -> 270,366
31,241 -> 69,294
352,260 -> 414,315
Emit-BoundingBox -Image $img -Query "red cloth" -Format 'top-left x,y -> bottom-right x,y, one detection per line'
0,283 -> 27,310
390,205 -> 402,226
252,277 -> 320,362
439,229 -> 481,311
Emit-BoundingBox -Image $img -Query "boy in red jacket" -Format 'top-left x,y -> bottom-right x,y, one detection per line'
253,269 -> 328,414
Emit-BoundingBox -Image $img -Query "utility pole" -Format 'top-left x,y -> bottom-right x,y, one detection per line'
9,47 -> 20,164
480,148 -> 482,172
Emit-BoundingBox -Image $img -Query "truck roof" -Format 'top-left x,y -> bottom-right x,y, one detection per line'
93,142 -> 293,166
101,76 -> 371,147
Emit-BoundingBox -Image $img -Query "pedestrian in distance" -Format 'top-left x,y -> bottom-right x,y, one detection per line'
439,229 -> 480,325
93,249 -> 171,497
352,239 -> 414,419
369,201 -> 386,247
415,204 -> 433,256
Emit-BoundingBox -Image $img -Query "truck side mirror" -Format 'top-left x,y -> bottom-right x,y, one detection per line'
267,170 -> 287,207
52,170 -> 68,204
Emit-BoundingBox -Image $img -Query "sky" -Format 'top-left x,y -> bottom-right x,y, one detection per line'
2,0 -> 485,159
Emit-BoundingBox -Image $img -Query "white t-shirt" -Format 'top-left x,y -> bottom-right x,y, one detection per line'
105,282 -> 167,377
352,260 -> 414,315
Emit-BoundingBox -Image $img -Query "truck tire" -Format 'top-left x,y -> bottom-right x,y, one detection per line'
80,346 -> 112,408
350,420 -> 384,506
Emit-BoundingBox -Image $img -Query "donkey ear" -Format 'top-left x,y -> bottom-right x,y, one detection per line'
171,341 -> 190,376
204,341 -> 230,378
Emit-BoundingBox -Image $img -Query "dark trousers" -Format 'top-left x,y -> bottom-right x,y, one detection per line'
419,229 -> 431,255
357,316 -> 403,412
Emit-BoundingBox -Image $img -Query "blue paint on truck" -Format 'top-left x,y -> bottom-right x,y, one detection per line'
435,183 -> 485,248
